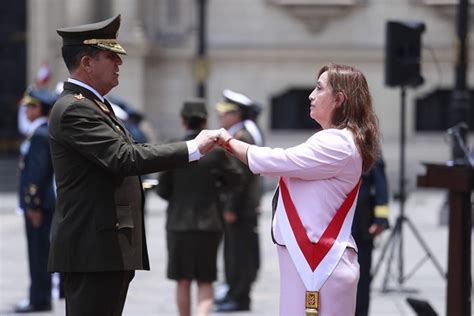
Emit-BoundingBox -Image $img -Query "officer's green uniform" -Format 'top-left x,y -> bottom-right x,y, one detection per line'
157,100 -> 243,282
214,94 -> 263,312
48,14 -> 191,316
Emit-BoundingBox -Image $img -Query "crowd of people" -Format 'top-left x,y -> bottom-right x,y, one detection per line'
13,13 -> 390,316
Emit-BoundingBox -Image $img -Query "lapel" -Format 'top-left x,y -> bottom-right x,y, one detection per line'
63,82 -> 131,140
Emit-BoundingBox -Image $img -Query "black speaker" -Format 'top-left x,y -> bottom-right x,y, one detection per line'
385,20 -> 425,87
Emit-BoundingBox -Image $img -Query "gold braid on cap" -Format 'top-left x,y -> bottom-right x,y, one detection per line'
83,39 -> 126,54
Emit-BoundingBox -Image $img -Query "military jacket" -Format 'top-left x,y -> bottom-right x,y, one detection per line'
157,132 -> 243,232
229,126 -> 262,218
352,158 -> 390,241
19,122 -> 55,212
48,82 -> 189,272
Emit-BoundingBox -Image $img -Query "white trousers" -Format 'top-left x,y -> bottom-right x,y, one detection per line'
277,246 -> 359,316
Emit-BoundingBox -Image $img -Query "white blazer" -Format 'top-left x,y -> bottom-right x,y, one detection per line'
247,128 -> 362,249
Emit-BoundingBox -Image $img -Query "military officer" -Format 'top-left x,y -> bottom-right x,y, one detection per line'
214,89 -> 262,312
352,157 -> 390,316
49,14 -> 219,316
16,89 -> 56,313
157,99 -> 243,316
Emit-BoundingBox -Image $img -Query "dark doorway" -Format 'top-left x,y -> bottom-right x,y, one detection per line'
415,88 -> 474,131
271,88 -> 321,130
0,1 -> 26,153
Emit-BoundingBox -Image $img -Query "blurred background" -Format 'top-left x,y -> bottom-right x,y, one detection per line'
0,1 -> 473,314
1,0 -> 473,192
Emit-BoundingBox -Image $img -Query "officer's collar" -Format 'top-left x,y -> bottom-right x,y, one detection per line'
67,78 -> 104,102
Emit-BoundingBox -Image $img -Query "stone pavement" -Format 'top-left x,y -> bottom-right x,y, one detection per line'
0,134 -> 472,315
0,188 -> 463,316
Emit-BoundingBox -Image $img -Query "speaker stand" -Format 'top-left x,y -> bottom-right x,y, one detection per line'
371,86 -> 446,292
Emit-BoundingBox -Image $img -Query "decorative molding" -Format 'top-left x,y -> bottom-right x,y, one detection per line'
270,0 -> 366,32
416,0 -> 474,20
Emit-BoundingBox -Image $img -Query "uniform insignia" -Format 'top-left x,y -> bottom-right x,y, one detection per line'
74,93 -> 85,100
29,184 -> 38,195
114,124 -> 124,135
94,100 -> 110,114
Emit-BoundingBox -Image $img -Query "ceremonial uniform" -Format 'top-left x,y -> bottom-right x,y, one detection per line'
17,89 -> 56,312
248,128 -> 361,316
352,158 -> 389,316
158,132 -> 242,282
49,14 -> 204,316
223,124 -> 262,308
215,89 -> 263,312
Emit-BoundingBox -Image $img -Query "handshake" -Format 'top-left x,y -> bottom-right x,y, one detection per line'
194,128 -> 234,154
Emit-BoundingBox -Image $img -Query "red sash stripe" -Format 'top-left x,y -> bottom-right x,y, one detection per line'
279,178 -> 360,271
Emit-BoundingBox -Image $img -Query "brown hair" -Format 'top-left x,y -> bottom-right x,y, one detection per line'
318,63 -> 380,172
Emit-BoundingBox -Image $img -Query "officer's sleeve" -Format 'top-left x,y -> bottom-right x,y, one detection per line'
23,133 -> 52,211
58,103 -> 190,176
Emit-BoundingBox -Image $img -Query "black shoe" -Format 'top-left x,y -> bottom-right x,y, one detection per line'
14,301 -> 52,313
215,300 -> 250,312
214,295 -> 230,305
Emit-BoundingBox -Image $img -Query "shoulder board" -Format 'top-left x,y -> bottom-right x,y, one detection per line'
74,93 -> 85,101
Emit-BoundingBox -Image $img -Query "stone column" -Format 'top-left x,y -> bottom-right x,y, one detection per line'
28,0 -> 72,85
64,0 -> 95,27
110,0 -> 148,112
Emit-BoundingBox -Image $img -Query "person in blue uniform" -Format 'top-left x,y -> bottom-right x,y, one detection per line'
15,89 -> 57,313
351,157 -> 390,316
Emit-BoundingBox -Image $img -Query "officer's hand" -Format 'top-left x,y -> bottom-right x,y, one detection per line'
368,223 -> 386,236
194,129 -> 220,154
26,209 -> 43,228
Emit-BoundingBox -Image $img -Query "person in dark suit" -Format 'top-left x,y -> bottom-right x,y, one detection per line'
48,14 -> 220,316
351,157 -> 390,316
16,89 -> 57,313
157,99 -> 243,316
214,89 -> 263,312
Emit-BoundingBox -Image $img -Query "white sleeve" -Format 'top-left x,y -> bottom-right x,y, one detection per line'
247,130 -> 354,180
186,140 -> 202,162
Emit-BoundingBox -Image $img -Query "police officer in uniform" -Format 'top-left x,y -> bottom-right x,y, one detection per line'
48,14 -> 219,316
351,157 -> 390,316
214,89 -> 262,312
16,89 -> 56,313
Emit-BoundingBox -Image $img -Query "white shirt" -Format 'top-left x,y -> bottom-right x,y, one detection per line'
247,128 -> 362,248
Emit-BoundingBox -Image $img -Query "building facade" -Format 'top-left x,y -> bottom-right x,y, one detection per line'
26,0 -> 473,141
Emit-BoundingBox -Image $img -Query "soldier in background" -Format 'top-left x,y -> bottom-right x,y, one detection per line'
352,157 -> 390,316
214,89 -> 262,312
15,89 -> 56,313
157,99 -> 242,316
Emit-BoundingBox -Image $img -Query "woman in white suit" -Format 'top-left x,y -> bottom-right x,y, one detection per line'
217,63 -> 380,316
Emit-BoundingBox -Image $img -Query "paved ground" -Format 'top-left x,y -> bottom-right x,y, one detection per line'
0,134 -> 472,315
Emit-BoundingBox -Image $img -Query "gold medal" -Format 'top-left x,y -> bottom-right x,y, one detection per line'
305,290 -> 319,316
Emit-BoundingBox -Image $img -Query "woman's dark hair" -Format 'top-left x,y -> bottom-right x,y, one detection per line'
318,63 -> 380,172
61,46 -> 102,72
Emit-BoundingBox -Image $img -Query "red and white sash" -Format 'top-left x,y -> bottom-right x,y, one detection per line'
276,177 -> 360,291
